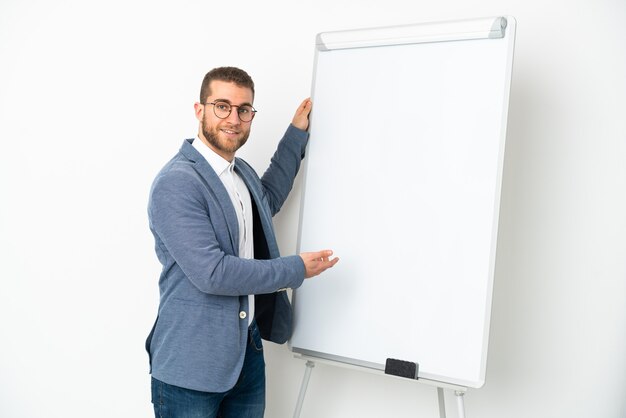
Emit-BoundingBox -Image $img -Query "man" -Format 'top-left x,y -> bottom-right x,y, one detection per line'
146,66 -> 338,417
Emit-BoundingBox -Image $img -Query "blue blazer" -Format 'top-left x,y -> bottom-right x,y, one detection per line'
146,125 -> 308,392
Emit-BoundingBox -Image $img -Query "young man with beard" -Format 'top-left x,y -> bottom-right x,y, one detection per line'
146,66 -> 338,417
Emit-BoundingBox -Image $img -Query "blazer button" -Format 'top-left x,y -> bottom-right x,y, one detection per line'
239,311 -> 247,319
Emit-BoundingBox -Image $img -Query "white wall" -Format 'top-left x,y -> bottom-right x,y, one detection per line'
0,1 -> 624,417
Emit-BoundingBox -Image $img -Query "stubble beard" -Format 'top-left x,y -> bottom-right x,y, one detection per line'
201,116 -> 250,156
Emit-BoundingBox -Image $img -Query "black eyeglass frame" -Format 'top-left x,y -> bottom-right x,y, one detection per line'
204,101 -> 257,122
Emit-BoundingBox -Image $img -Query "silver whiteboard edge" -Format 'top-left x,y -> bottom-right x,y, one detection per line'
316,16 -> 509,51
476,14 -> 517,385
290,348 -> 480,389
295,44 -> 322,257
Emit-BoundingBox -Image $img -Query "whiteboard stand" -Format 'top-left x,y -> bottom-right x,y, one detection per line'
454,390 -> 466,418
292,360 -> 315,418
290,14 -> 516,418
292,354 -> 468,418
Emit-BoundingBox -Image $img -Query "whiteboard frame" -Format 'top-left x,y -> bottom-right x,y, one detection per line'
291,16 -> 516,389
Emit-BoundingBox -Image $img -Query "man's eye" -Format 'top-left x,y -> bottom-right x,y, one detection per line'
216,103 -> 230,111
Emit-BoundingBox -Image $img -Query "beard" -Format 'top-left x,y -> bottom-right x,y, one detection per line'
201,114 -> 250,156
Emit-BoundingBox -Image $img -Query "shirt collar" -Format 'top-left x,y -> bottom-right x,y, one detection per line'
192,136 -> 234,176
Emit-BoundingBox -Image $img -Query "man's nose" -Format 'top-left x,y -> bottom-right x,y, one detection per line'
225,108 -> 241,124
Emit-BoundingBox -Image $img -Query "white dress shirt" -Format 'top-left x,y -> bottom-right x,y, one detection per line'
193,137 -> 255,325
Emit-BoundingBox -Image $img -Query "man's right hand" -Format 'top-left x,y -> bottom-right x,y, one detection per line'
300,250 -> 339,278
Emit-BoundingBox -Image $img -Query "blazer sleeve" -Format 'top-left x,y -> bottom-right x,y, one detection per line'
260,124 -> 309,215
148,164 -> 305,296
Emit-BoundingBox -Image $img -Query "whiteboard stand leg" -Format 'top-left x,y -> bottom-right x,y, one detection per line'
455,390 -> 466,418
437,387 -> 446,418
293,360 -> 315,418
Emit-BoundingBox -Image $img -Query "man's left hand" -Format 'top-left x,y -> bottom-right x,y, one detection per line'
292,98 -> 312,131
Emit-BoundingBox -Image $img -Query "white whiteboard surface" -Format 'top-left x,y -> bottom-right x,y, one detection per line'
290,17 -> 516,389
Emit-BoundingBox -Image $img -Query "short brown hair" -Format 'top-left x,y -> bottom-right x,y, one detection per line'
199,67 -> 255,103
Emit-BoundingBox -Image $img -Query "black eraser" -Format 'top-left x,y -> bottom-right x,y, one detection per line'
384,358 -> 418,379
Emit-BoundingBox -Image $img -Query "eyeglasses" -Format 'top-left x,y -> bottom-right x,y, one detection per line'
205,101 -> 257,122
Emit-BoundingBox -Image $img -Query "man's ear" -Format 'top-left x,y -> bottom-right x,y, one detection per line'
193,102 -> 204,121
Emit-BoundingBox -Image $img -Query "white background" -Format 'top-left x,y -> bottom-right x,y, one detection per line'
0,1 -> 624,418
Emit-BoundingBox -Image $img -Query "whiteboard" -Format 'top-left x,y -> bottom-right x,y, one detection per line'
290,17 -> 516,389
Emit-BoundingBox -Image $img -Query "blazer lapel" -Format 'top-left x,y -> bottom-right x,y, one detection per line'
179,139 -> 240,255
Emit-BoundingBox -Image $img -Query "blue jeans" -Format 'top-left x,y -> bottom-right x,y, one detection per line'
151,321 -> 266,418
